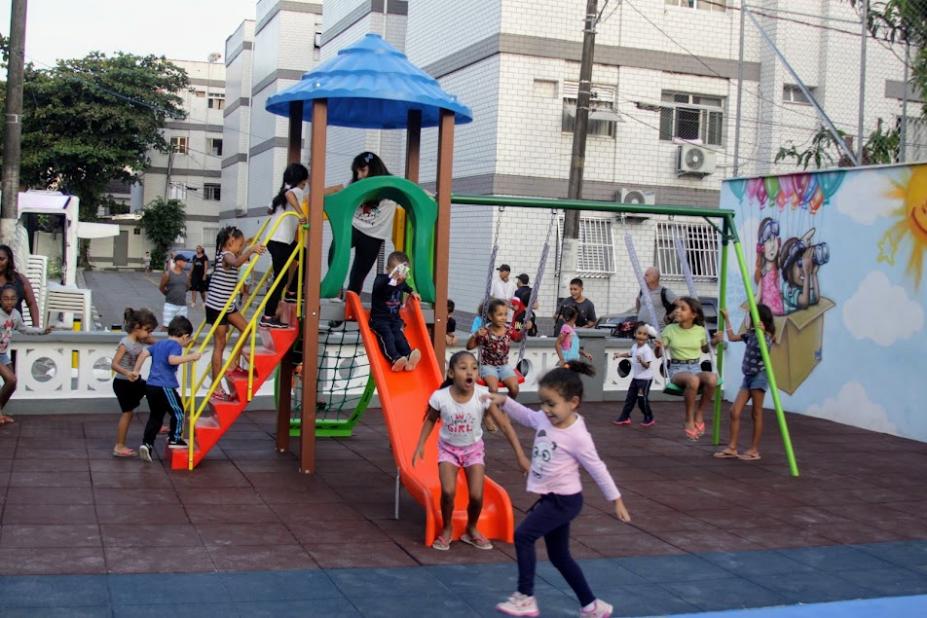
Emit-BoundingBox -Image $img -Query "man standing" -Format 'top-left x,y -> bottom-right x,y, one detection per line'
513,273 -> 538,336
554,277 -> 597,334
490,263 -> 517,303
636,266 -> 678,327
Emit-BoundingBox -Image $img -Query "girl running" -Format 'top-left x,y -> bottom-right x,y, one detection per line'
486,364 -> 631,618
110,307 -> 158,456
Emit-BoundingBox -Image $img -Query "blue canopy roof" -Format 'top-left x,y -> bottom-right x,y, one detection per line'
265,33 -> 472,129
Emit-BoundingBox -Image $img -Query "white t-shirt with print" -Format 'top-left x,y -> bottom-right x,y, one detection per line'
352,198 -> 397,241
630,342 -> 656,380
269,186 -> 306,244
428,385 -> 490,447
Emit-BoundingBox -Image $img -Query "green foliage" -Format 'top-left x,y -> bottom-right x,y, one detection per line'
3,52 -> 188,222
847,0 -> 927,116
775,121 -> 901,169
140,197 -> 186,268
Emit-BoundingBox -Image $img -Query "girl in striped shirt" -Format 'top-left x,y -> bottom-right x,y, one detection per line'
205,226 -> 265,401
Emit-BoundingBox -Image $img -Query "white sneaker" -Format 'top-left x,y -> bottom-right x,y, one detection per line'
496,592 -> 539,617
580,599 -> 613,618
138,444 -> 152,463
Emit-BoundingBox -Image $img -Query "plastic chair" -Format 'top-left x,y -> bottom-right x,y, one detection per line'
45,283 -> 92,331
23,255 -> 48,328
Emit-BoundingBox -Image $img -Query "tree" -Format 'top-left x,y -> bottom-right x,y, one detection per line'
9,52 -> 188,221
140,197 -> 186,269
775,120 -> 901,169
848,0 -> 927,115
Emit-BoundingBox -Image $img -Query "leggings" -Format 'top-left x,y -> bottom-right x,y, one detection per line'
515,492 -> 594,606
328,227 -> 384,294
617,378 -> 654,422
264,240 -> 298,318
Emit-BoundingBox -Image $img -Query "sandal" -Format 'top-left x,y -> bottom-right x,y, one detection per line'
695,421 -> 706,436
737,451 -> 762,461
0,415 -> 15,425
684,427 -> 700,441
713,448 -> 739,459
432,534 -> 452,551
460,532 -> 493,551
113,447 -> 137,458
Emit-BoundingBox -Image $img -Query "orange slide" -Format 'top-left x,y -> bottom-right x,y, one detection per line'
344,292 -> 515,547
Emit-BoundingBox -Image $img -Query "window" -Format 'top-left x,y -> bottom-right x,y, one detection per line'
314,32 -> 322,61
209,138 -> 223,156
133,227 -> 141,235
208,93 -> 225,110
783,84 -> 815,105
654,221 -> 719,280
562,82 -> 618,138
659,92 -> 724,146
898,116 -> 927,162
665,0 -> 726,10
558,216 -> 616,275
170,136 -> 188,154
194,89 -> 206,98
533,79 -> 558,98
168,183 -> 187,201
203,227 -> 219,245
203,183 -> 221,201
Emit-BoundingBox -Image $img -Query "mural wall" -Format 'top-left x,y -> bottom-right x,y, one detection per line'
722,163 -> 927,443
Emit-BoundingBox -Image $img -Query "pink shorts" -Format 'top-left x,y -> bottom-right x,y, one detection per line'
437,439 -> 485,468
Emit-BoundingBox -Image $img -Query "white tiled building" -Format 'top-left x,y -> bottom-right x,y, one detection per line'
219,0 -> 914,319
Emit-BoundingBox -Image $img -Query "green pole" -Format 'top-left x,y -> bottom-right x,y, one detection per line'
729,221 -> 800,477
713,217 -> 730,446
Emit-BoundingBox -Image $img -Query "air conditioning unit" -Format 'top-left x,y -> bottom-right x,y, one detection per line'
620,188 -> 656,205
676,144 -> 716,177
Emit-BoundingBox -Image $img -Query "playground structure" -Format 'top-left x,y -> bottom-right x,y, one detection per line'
175,33 -> 798,548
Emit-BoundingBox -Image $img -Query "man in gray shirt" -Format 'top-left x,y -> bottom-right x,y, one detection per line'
635,267 -> 678,327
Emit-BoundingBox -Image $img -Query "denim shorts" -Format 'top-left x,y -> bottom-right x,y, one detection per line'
480,364 -> 517,381
741,372 -> 769,392
667,360 -> 701,379
0,351 -> 9,366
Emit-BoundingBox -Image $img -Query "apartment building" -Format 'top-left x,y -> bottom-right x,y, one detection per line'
217,1 -> 914,317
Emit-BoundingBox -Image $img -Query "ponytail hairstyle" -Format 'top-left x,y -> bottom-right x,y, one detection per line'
123,307 -> 158,333
438,350 -> 478,389
754,303 -> 776,337
269,163 -> 309,214
560,305 -> 578,324
215,226 -> 244,261
538,362 -> 596,402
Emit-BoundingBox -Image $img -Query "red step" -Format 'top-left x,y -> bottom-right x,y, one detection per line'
170,322 -> 299,470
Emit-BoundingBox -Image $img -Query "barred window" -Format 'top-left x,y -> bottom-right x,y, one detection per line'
654,221 -> 719,280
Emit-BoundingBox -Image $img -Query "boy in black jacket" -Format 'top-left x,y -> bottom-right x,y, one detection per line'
371,251 -> 421,371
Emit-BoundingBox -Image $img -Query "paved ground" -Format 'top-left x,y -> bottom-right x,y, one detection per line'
83,270 -> 207,329
2,401 -> 927,614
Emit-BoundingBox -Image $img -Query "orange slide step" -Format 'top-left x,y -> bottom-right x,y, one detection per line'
344,292 -> 515,546
170,307 -> 299,470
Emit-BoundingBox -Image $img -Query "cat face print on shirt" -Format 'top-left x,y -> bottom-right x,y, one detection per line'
531,429 -> 557,479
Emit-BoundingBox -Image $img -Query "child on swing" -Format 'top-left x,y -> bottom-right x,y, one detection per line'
412,350 -> 529,551
714,305 -> 775,461
467,299 -> 528,399
656,296 -> 716,441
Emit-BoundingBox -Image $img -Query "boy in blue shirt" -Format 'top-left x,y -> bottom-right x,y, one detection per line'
134,316 -> 202,462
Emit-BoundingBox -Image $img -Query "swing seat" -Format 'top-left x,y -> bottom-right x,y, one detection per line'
663,378 -> 723,396
477,369 -> 526,389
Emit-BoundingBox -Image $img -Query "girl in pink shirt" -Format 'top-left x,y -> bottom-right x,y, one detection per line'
487,364 -> 631,618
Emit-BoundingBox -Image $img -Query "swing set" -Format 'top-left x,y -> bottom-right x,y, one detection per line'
452,194 -> 800,478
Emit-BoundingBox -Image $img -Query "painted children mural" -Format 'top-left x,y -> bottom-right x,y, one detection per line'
725,164 -> 927,444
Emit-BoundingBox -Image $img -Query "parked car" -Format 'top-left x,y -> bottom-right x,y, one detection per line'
596,296 -> 718,338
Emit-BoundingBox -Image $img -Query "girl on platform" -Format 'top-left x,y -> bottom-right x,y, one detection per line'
412,350 -> 529,552
262,163 -> 308,328
657,296 -> 716,441
487,364 -> 630,618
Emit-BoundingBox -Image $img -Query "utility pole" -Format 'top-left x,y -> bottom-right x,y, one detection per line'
1,0 -> 28,245
559,0 -> 598,300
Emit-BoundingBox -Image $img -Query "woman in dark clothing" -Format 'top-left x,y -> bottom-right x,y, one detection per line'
0,245 -> 39,325
189,245 -> 209,308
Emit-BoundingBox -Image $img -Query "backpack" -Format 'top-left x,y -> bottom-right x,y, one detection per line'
639,287 -> 675,316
